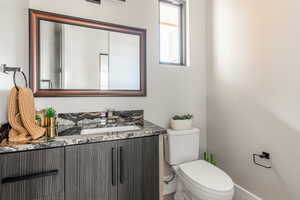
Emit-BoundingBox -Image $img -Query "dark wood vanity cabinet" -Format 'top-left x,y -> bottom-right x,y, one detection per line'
0,148 -> 65,200
65,136 -> 159,200
0,136 -> 159,200
118,136 -> 159,200
65,141 -> 118,200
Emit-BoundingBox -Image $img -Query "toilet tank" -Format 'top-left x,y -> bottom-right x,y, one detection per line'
165,128 -> 200,165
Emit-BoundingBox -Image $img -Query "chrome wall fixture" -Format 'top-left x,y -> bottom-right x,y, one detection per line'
0,64 -> 28,90
0,64 -> 22,74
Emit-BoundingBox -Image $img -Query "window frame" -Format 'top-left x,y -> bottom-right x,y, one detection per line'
159,0 -> 186,66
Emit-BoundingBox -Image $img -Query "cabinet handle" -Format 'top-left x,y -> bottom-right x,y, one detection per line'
112,147 -> 117,186
119,146 -> 126,184
2,169 -> 58,184
119,147 -> 127,184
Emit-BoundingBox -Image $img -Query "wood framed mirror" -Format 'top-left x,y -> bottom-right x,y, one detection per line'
29,9 -> 146,97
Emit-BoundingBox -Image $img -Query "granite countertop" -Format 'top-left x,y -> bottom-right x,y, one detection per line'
0,121 -> 166,154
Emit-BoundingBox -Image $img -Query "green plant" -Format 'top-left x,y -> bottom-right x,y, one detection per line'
204,152 -> 217,166
35,115 -> 41,121
45,107 -> 56,118
172,114 -> 193,120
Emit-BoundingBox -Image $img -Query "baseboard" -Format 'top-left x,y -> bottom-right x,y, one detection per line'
234,184 -> 263,200
163,179 -> 263,200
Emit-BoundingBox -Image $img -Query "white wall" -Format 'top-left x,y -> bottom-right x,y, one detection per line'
0,0 -> 28,73
0,73 -> 13,124
0,0 -> 207,151
208,0 -> 300,199
0,0 -> 28,124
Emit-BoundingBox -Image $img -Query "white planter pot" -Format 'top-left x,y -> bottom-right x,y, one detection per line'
170,119 -> 193,130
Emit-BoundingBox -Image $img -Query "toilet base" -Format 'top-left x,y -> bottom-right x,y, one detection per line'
174,177 -> 203,200
174,174 -> 234,200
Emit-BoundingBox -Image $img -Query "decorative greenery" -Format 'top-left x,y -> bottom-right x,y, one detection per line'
35,115 -> 42,121
204,152 -> 217,166
45,107 -> 56,118
172,114 -> 193,120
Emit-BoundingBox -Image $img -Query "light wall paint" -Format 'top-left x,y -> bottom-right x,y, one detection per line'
0,73 -> 13,124
208,1 -> 300,200
0,0 -> 28,74
0,0 -> 207,152
0,0 -> 29,124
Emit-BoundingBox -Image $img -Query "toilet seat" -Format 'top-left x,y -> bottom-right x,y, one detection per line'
176,160 -> 234,200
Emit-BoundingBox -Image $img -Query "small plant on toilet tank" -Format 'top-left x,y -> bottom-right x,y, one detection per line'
170,114 -> 193,130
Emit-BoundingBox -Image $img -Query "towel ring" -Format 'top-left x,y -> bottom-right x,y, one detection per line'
13,71 -> 28,91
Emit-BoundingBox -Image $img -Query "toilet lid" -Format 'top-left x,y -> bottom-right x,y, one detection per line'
179,160 -> 234,192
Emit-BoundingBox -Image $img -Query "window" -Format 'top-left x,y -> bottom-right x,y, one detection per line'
160,0 -> 186,65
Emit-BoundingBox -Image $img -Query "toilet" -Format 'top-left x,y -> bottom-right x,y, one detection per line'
165,128 -> 234,200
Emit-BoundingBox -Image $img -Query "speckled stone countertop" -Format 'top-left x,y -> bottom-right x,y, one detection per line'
0,121 -> 166,154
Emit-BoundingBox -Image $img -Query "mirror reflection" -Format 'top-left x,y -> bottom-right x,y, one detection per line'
39,20 -> 140,90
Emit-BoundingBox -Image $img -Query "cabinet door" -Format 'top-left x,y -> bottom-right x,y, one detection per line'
118,136 -> 159,200
0,148 -> 65,200
65,141 -> 118,200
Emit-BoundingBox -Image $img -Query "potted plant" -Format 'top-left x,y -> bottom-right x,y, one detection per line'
204,152 -> 217,166
170,114 -> 193,130
35,114 -> 42,126
45,107 -> 56,127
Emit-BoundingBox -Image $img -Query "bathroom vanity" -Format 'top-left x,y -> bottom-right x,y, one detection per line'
0,111 -> 166,200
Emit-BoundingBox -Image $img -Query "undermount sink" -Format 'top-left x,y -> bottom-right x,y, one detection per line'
80,125 -> 141,135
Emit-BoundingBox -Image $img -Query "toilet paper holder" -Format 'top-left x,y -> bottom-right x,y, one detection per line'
252,152 -> 271,169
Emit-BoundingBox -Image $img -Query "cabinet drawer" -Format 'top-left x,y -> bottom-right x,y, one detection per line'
0,148 -> 64,200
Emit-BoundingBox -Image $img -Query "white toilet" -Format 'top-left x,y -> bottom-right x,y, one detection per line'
165,128 -> 234,200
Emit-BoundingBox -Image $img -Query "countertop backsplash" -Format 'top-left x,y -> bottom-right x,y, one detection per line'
57,110 -> 144,136
57,110 -> 144,127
